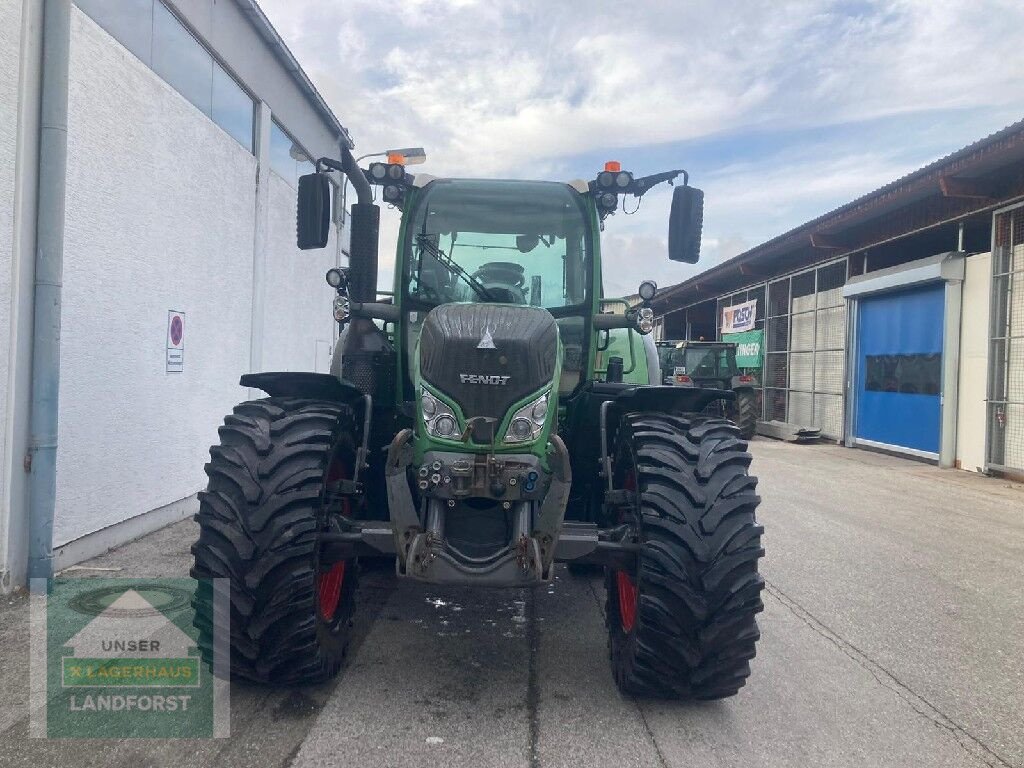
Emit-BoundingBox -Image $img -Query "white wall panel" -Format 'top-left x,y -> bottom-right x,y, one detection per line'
54,9 -> 257,545
0,0 -> 24,575
260,171 -> 337,374
790,312 -> 814,351
957,253 -> 990,473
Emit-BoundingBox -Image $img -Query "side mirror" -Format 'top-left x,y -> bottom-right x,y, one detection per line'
668,185 -> 704,263
297,172 -> 331,250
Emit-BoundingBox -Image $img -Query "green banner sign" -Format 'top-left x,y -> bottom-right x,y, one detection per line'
724,329 -> 763,369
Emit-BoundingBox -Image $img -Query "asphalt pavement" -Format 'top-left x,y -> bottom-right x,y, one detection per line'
0,439 -> 1021,767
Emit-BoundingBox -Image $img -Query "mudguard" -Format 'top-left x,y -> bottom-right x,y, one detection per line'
562,382 -> 735,524
240,372 -> 365,404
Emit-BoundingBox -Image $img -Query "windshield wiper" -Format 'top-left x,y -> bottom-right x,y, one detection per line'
416,234 -> 495,302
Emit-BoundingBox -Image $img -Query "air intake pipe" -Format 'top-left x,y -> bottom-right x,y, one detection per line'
340,146 -> 379,303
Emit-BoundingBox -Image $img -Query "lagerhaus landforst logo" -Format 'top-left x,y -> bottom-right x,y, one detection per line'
30,578 -> 229,738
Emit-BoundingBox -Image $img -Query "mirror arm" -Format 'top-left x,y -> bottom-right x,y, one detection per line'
316,145 -> 374,205
631,169 -> 688,196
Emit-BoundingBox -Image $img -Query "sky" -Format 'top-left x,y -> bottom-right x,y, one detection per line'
259,0 -> 1024,298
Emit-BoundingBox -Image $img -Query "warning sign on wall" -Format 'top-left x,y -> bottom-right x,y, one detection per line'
166,310 -> 185,373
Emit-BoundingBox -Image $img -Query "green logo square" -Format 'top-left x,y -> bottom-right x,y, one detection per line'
31,578 -> 229,739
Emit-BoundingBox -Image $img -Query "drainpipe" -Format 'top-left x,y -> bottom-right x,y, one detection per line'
249,101 -> 271,381
26,0 -> 71,581
1,0 -> 44,593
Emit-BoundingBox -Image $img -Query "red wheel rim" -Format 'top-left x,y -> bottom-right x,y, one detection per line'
616,570 -> 638,633
616,468 -> 638,633
318,561 -> 346,622
318,450 -> 351,623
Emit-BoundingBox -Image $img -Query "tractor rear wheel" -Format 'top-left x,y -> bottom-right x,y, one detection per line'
732,389 -> 758,440
606,413 -> 764,699
191,397 -> 360,684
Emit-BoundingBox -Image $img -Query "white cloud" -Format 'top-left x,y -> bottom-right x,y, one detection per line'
259,0 -> 1024,290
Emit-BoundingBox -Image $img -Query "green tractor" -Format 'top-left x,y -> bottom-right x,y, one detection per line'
191,149 -> 764,699
656,340 -> 760,439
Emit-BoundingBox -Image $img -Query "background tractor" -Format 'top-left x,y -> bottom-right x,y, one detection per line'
191,149 -> 765,698
656,340 -> 760,439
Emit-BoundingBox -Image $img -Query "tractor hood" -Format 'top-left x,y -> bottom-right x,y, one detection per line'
417,303 -> 559,445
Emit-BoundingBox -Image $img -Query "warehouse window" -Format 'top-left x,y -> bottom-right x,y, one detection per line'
153,1 -> 213,115
865,354 -> 941,395
270,121 -> 314,187
76,0 -> 153,62
77,0 -> 255,153
212,63 -> 255,151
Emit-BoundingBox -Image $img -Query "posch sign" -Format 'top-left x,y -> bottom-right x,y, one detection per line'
720,299 -> 757,335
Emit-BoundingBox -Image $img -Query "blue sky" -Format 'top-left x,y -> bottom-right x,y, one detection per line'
259,0 -> 1024,297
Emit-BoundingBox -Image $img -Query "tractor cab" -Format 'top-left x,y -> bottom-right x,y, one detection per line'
400,178 -> 593,399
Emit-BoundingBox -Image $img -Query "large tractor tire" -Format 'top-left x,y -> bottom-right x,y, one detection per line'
606,413 -> 764,699
732,389 -> 758,440
191,397 -> 360,684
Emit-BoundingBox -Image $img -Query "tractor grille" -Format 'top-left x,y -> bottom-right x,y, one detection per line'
419,304 -> 558,422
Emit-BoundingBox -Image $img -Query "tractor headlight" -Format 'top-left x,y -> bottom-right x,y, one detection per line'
432,414 -> 458,438
638,279 -> 657,302
509,418 -> 534,441
421,390 -> 460,439
333,295 -> 349,322
420,392 -> 437,418
504,390 -> 550,444
635,307 -> 655,335
326,267 -> 347,290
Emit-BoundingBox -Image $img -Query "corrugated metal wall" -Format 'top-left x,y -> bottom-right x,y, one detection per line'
722,258 -> 848,439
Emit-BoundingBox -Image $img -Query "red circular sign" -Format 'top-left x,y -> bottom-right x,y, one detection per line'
170,315 -> 183,346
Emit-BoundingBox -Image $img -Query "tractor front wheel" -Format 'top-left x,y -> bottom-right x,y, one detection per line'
191,397 -> 360,684
606,413 -> 764,699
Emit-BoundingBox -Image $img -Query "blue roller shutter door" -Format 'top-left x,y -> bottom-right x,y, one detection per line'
855,285 -> 944,453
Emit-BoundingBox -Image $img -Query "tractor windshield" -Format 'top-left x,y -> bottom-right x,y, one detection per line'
403,179 -> 591,311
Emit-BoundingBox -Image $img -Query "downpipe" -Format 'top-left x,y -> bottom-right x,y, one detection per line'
27,0 -> 71,582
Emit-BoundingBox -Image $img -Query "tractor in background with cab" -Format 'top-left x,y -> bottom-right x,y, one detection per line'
657,340 -> 760,439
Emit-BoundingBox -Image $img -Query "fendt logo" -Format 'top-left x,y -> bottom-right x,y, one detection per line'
459,374 -> 511,386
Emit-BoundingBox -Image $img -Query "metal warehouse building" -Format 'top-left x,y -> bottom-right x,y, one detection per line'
0,0 -> 351,590
653,120 -> 1024,477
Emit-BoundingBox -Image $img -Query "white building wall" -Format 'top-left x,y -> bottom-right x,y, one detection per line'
0,0 -> 24,578
261,171 -> 338,374
53,9 -> 258,545
956,252 -> 991,473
